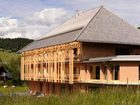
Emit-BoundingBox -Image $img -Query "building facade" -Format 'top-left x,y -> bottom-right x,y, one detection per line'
19,6 -> 140,95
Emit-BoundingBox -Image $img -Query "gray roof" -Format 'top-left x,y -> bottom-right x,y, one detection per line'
76,7 -> 140,45
18,6 -> 140,53
84,55 -> 140,63
18,29 -> 81,52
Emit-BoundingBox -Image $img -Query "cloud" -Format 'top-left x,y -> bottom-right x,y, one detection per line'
26,8 -> 70,25
0,17 -> 20,35
0,7 -> 70,39
2,32 -> 22,39
1,0 -> 140,39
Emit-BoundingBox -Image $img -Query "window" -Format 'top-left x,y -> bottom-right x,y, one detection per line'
74,67 -> 77,74
38,64 -> 41,69
73,48 -> 77,55
85,65 -> 87,73
115,48 -> 130,55
95,66 -> 100,79
114,65 -> 119,80
31,64 -> 33,69
43,63 -> 46,68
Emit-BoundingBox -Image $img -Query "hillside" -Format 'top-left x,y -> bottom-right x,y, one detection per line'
0,49 -> 19,62
0,38 -> 33,52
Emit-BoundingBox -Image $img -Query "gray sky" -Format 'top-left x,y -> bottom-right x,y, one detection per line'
0,0 -> 140,39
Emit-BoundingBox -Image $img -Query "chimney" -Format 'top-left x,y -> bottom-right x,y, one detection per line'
75,10 -> 79,18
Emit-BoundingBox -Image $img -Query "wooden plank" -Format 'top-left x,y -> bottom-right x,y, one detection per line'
36,54 -> 39,81
40,54 -> 43,80
60,51 -> 63,83
20,55 -> 24,80
54,52 -> 57,82
33,55 -> 36,80
29,56 -> 31,80
48,53 -> 50,82
69,49 -> 74,84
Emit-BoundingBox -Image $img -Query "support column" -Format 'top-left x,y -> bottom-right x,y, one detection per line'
48,53 -> 50,82
20,55 -> 24,80
54,52 -> 57,82
69,49 -> 74,84
40,54 -> 43,80
29,56 -> 31,80
33,55 -> 36,80
36,54 -> 39,81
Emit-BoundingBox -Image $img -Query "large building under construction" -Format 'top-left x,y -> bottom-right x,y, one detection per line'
19,6 -> 140,95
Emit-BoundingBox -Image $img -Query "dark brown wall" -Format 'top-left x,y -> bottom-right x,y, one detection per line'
82,42 -> 140,60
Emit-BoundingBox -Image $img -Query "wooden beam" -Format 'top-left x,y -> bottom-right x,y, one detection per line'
69,49 -> 74,84
20,55 -> 24,80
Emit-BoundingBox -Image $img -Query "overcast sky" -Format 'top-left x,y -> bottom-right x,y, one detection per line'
0,0 -> 140,39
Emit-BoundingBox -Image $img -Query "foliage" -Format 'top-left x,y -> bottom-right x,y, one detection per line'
0,50 -> 21,85
0,38 -> 33,52
0,87 -> 140,105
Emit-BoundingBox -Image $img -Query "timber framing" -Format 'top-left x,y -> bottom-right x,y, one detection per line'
21,41 -> 82,84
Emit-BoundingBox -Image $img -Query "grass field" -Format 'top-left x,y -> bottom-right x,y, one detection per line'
0,86 -> 140,105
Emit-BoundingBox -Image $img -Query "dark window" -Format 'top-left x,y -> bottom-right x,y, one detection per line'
90,66 -> 93,73
38,64 -> 41,68
74,67 -> 77,74
73,48 -> 77,55
85,65 -> 87,73
95,66 -> 100,79
43,63 -> 46,68
115,48 -> 130,55
31,64 -> 33,69
114,65 -> 119,80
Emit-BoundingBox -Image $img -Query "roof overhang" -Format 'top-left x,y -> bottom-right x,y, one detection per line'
83,55 -> 140,63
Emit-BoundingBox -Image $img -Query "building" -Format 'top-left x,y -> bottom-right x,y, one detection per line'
18,6 -> 140,95
0,65 -> 12,81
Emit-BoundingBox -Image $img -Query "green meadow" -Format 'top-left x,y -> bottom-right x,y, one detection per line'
0,86 -> 140,105
0,49 -> 19,62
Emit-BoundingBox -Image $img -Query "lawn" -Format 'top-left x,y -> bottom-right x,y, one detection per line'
0,86 -> 140,105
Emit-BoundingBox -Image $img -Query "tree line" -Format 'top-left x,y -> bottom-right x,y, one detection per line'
0,38 -> 33,52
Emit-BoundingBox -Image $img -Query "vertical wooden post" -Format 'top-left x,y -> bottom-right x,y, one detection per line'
48,53 -> 50,82
36,54 -> 39,81
29,56 -> 31,80
61,50 -> 65,83
26,56 -> 29,80
20,55 -> 24,80
33,55 -> 36,80
40,54 -> 43,80
34,55 -> 37,81
69,49 -> 74,84
60,51 -> 63,82
54,52 -> 57,82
